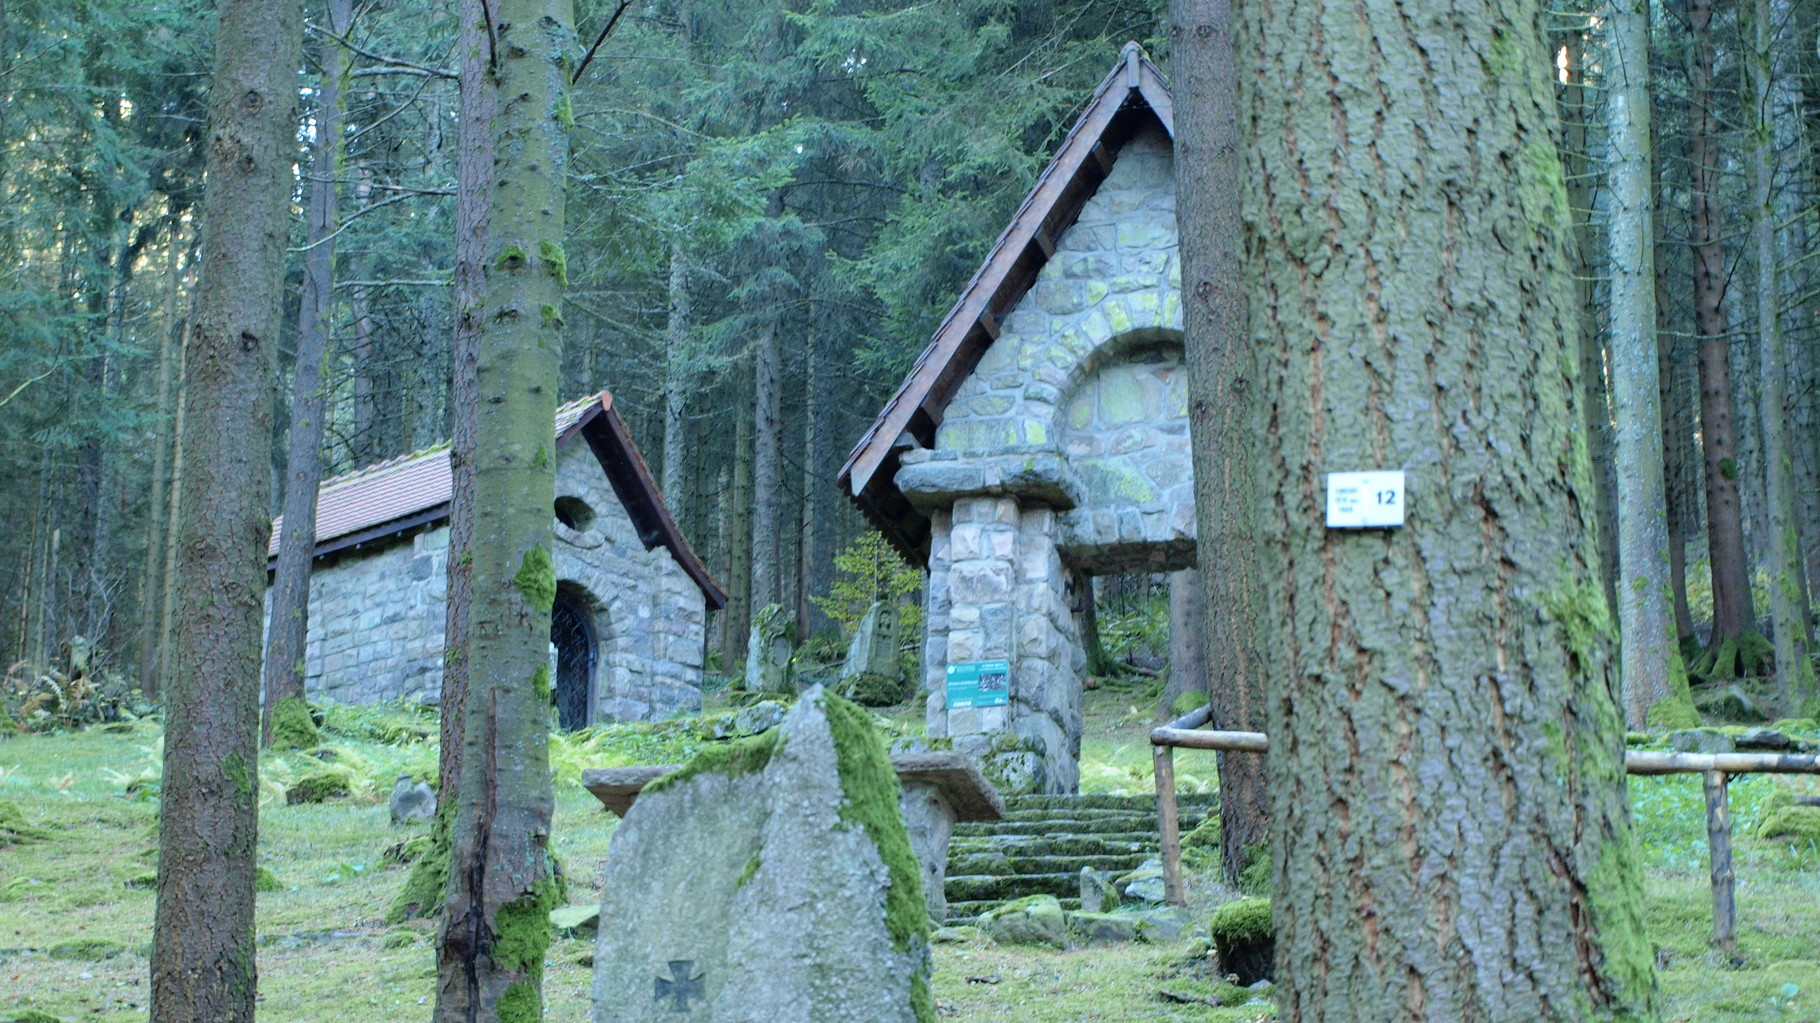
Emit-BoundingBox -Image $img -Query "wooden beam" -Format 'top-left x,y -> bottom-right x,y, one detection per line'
1154,744 -> 1185,907
1704,770 -> 1736,952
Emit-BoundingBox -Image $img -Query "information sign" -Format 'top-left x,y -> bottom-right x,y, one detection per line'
1325,470 -> 1407,528
946,660 -> 1010,709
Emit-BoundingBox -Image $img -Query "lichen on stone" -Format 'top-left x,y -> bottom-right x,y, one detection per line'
642,727 -> 784,797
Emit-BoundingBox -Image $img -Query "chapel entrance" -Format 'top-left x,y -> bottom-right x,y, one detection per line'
550,591 -> 597,730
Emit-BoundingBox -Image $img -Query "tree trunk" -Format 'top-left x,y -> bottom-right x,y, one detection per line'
150,1 -> 302,1020
1748,0 -> 1816,712
1657,248 -> 1698,643
1171,0 -> 1270,887
435,1 -> 572,1019
137,240 -> 186,694
662,240 -> 690,509
1234,0 -> 1658,1017
727,393 -> 754,663
1160,568 -> 1204,714
1604,0 -> 1679,726
798,326 -> 834,639
1687,0 -> 1756,649
263,0 -> 352,741
750,318 -> 783,611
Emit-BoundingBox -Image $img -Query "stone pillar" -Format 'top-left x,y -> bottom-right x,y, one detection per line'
1011,505 -> 1082,793
942,495 -> 1019,742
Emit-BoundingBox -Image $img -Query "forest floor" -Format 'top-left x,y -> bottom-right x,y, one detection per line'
2,687 -> 1817,1022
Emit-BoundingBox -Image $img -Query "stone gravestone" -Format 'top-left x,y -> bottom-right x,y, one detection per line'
592,686 -> 932,1023
742,603 -> 795,695
839,600 -> 905,706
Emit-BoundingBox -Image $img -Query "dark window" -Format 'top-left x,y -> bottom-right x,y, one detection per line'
554,495 -> 595,532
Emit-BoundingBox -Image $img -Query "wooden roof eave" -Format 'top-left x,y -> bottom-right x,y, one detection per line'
838,46 -> 1175,562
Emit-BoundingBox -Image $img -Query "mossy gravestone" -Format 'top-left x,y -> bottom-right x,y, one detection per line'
591,686 -> 933,1023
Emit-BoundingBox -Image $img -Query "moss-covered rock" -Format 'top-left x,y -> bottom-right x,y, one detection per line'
284,769 -> 354,805
254,866 -> 283,893
267,696 -> 320,751
1208,897 -> 1273,986
1756,805 -> 1820,844
978,894 -> 1067,948
6,1010 -> 65,1023
47,937 -> 128,961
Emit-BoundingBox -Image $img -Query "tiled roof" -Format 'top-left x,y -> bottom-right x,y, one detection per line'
269,391 -> 726,608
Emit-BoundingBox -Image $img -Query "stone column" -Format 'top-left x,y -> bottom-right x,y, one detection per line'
942,495 -> 1020,743
1011,505 -> 1082,792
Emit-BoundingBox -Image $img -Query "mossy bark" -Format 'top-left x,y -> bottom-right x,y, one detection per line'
1235,1 -> 1658,1018
435,2 -> 573,1020
149,2 -> 303,1022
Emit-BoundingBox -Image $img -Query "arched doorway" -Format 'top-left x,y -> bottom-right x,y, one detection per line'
550,591 -> 597,730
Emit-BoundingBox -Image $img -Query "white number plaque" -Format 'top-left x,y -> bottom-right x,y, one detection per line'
1326,470 -> 1406,528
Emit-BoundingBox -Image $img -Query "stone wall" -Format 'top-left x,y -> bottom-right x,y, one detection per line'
900,124 -> 1186,793
270,441 -> 707,722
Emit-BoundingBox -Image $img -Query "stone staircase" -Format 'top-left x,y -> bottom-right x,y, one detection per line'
942,792 -> 1217,924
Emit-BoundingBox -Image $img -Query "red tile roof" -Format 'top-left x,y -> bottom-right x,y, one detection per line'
270,391 -> 725,608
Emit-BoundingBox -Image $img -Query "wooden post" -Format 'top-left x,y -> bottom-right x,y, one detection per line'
1704,769 -> 1735,951
1154,743 -> 1185,906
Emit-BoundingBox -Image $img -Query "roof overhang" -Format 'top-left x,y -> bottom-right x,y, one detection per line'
837,44 -> 1174,566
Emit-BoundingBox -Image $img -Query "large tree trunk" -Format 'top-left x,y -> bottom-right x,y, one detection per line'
137,240 -> 186,695
150,1 -> 302,1020
263,0 -> 352,742
1604,0 -> 1679,726
1234,1 -> 1658,1018
726,393 -> 754,663
798,326 -> 834,639
1170,0 -> 1270,887
662,240 -> 690,510
1748,0 -> 1816,712
435,1 -> 572,1020
1658,247 -> 1699,643
1687,0 -> 1757,649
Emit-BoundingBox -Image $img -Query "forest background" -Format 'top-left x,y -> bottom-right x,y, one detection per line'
2,0 -> 1818,701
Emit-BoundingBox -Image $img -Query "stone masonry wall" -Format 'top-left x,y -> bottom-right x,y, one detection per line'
271,441 -> 706,722
901,123 -> 1185,793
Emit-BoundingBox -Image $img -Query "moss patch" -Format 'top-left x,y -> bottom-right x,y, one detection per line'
491,877 -> 560,1023
7,1010 -> 64,1023
254,866 -> 283,893
513,545 -> 557,615
47,937 -> 128,961
268,696 -> 320,751
642,727 -> 784,797
1756,805 -> 1820,844
1208,897 -> 1271,947
1237,843 -> 1270,896
0,800 -> 51,847
388,808 -> 452,923
284,769 -> 353,805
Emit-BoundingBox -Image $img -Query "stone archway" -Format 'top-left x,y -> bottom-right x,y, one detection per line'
550,584 -> 600,730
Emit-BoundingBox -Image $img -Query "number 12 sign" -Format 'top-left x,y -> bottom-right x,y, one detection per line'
1325,470 -> 1407,529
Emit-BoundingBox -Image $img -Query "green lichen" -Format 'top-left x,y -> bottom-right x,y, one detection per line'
821,692 -> 933,1022
737,854 -> 761,888
642,727 -> 784,797
1207,897 -> 1271,947
513,545 -> 556,614
538,240 -> 568,286
268,695 -> 320,751
539,304 -> 563,328
1540,578 -> 1615,681
224,752 -> 255,801
531,664 -> 552,703
387,806 -> 452,923
553,91 -> 574,130
532,442 -> 551,469
1580,831 -> 1659,1020
497,244 -> 528,271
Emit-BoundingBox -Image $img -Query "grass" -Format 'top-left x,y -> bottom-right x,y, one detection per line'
1,700 -> 1817,1022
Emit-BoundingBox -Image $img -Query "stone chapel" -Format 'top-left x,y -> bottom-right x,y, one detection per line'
841,46 -> 1187,793
266,391 -> 725,725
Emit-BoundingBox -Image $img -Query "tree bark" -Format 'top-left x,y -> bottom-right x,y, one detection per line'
150,1 -> 302,1020
750,318 -> 783,611
1686,0 -> 1757,648
1160,568 -> 1204,714
798,325 -> 835,639
727,392 -> 754,663
1234,0 -> 1658,1017
1748,0 -> 1816,712
137,239 -> 186,695
435,1 -> 572,1019
1604,0 -> 1678,726
263,0 -> 352,741
662,240 -> 690,510
1170,0 -> 1270,887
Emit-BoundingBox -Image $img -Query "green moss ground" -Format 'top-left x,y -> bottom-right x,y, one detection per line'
1,699 -> 1816,1021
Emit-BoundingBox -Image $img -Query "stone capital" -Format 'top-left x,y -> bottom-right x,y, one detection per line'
894,448 -> 1085,513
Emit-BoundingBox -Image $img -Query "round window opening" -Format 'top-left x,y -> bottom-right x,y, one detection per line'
554,495 -> 595,532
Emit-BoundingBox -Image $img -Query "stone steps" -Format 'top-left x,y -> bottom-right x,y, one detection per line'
941,792 -> 1215,925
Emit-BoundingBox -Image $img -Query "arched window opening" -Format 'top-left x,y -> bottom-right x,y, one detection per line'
554,495 -> 596,532
550,594 -> 597,730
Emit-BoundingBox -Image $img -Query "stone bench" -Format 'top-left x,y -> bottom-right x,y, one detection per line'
583,751 -> 1004,921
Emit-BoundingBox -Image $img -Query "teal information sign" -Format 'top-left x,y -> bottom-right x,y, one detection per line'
945,660 -> 1010,709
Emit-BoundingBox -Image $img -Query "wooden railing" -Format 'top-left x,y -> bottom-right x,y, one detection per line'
1150,706 -> 1820,949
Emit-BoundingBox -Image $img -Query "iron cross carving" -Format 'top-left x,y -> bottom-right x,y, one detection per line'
654,960 -> 705,1012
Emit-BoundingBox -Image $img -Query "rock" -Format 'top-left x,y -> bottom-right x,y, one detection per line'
46,938 -> 127,961
930,926 -> 978,944
1131,906 -> 1192,942
1734,728 -> 1793,751
285,769 -> 353,805
742,603 -> 796,695
388,774 -> 436,824
592,686 -> 929,1023
700,700 -> 789,741
1114,860 -> 1167,905
838,601 -> 906,706
254,866 -> 283,893
1694,684 -> 1767,723
1756,805 -> 1820,843
978,895 -> 1067,948
1079,866 -> 1120,914
551,904 -> 601,938
1669,729 -> 1736,755
1066,911 -> 1141,944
